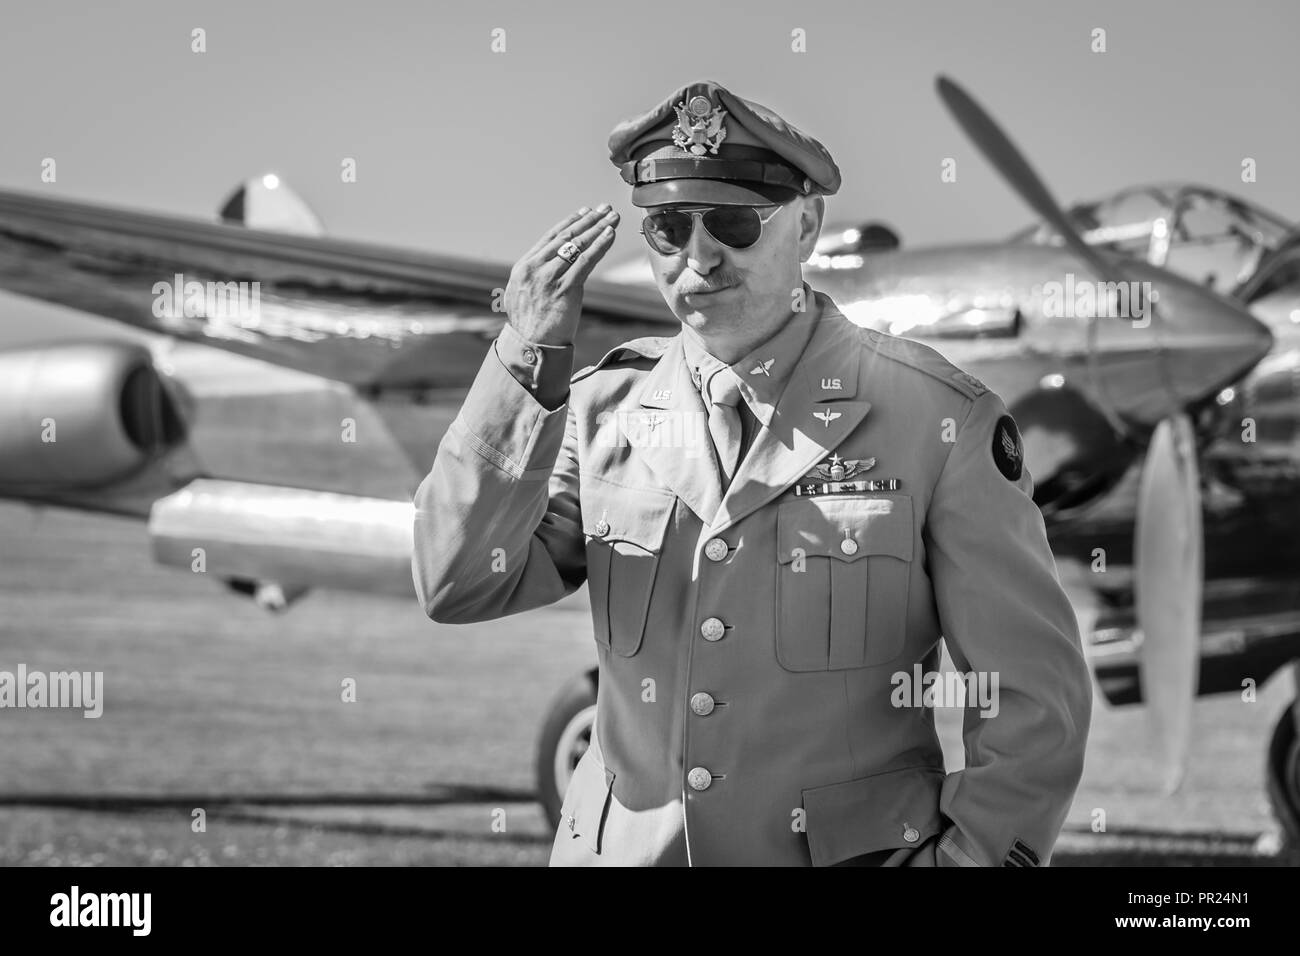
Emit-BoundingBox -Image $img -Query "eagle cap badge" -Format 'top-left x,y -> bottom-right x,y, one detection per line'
673,95 -> 728,156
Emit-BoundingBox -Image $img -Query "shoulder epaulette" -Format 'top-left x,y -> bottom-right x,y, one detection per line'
571,336 -> 674,383
859,327 -> 989,401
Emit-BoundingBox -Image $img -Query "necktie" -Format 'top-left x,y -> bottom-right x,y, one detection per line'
705,367 -> 744,485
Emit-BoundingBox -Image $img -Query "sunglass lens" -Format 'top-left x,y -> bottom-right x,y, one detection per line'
702,207 -> 763,248
643,211 -> 694,254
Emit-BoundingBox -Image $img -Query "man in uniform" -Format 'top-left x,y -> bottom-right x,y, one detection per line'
413,80 -> 1093,866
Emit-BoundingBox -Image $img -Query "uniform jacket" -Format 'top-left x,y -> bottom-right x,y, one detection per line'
413,288 -> 1093,866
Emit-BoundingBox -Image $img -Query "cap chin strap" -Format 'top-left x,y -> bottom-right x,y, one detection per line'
620,157 -> 812,193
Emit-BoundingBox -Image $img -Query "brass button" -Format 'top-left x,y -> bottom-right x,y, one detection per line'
690,692 -> 715,716
704,538 -> 729,562
840,537 -> 859,556
687,767 -> 713,791
522,348 -> 538,365
903,824 -> 920,844
700,617 -> 725,641
593,519 -> 610,537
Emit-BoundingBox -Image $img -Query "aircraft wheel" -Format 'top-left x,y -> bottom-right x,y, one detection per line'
1266,699 -> 1300,844
535,669 -> 598,828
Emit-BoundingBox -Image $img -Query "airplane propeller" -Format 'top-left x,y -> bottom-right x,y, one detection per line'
935,75 -> 1204,790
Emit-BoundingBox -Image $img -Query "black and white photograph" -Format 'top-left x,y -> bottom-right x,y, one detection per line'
0,0 -> 1295,923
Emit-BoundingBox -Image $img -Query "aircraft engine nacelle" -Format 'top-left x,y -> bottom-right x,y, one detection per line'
0,342 -> 184,490
148,479 -> 416,608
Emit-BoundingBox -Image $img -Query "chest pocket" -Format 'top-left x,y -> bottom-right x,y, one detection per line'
775,495 -> 913,671
583,484 -> 676,658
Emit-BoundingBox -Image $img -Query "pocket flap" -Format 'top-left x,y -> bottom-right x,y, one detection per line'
801,764 -> 944,866
558,751 -> 616,855
583,487 -> 675,553
777,495 -> 913,563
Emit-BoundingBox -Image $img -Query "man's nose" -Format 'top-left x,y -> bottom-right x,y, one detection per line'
684,216 -> 724,274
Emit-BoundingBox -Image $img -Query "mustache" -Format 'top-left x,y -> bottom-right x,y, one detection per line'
676,270 -> 742,295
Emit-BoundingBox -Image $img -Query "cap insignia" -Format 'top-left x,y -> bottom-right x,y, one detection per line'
673,95 -> 728,156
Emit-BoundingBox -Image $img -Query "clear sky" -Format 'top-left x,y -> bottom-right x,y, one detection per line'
3,0 -> 1298,342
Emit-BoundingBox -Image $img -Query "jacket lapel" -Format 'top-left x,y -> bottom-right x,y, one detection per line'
709,310 -> 869,534
619,335 -> 725,524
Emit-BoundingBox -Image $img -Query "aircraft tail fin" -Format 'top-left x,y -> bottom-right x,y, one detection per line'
218,174 -> 323,236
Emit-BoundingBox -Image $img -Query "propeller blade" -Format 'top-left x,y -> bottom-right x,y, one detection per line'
935,75 -> 1121,284
1134,414 -> 1203,793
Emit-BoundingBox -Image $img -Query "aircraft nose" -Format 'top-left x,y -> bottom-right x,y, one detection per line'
1086,263 -> 1274,426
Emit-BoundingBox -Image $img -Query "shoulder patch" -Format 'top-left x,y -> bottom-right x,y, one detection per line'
571,335 -> 674,384
860,328 -> 988,400
992,414 -> 1024,481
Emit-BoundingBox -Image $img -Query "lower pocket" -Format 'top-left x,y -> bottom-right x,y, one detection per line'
801,764 -> 945,867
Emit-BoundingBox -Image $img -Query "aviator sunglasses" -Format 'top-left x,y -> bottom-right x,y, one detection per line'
640,203 -> 785,255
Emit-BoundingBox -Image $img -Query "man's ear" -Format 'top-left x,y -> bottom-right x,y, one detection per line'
797,194 -> 826,262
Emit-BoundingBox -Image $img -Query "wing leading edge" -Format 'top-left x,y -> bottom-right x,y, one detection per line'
0,188 -> 673,390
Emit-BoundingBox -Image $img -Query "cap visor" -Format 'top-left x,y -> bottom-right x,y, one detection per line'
632,179 -> 798,207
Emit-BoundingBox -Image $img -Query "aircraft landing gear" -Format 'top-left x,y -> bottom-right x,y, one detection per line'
535,668 -> 598,828
1266,692 -> 1300,845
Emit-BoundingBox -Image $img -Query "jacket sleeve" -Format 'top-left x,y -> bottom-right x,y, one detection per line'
412,323 -> 585,623
922,388 -> 1093,866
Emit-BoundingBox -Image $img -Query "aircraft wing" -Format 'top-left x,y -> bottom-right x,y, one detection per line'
0,188 -> 674,389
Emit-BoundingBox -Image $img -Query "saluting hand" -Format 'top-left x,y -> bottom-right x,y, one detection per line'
504,204 -> 621,346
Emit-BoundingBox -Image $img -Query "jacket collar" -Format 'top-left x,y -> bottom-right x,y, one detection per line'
621,290 -> 868,530
711,292 -> 868,533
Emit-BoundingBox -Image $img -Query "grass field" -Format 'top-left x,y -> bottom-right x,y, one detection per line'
1,501 -> 1296,866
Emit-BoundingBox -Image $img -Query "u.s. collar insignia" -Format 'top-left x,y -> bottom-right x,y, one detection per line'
803,453 -> 875,482
673,95 -> 728,156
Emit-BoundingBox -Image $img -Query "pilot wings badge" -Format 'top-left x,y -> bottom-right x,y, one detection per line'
673,95 -> 728,156
803,453 -> 875,483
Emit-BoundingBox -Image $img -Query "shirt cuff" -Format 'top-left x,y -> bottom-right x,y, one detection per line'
494,323 -> 575,411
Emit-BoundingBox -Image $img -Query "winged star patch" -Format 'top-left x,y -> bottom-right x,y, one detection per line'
992,414 -> 1023,481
